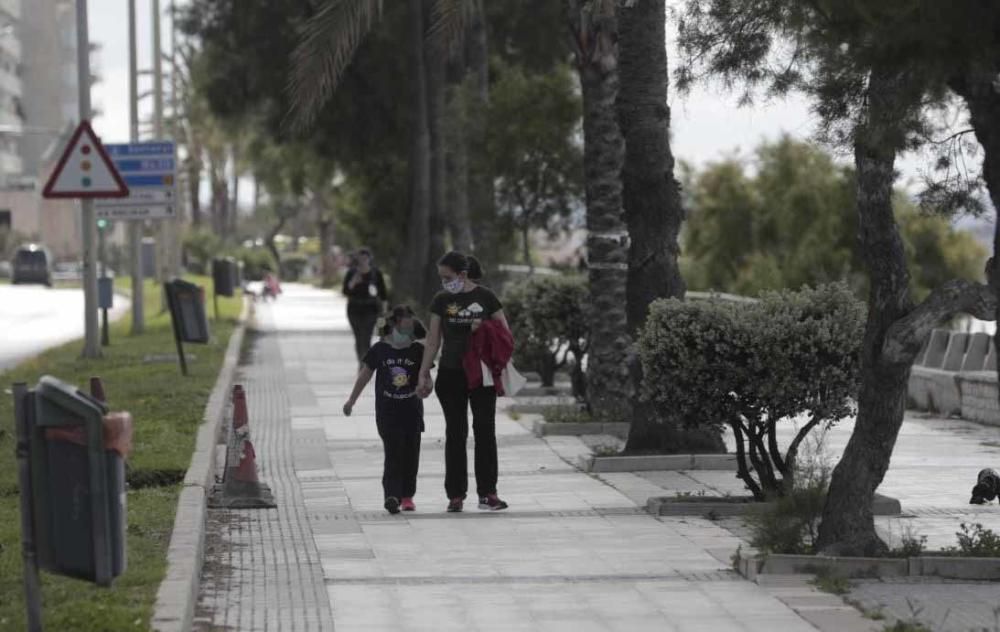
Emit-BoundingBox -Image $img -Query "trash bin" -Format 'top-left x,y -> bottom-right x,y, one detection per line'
28,376 -> 131,586
212,258 -> 235,297
166,279 -> 210,344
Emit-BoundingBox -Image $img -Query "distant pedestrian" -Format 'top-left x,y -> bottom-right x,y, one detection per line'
342,247 -> 388,363
343,305 -> 427,514
417,251 -> 512,513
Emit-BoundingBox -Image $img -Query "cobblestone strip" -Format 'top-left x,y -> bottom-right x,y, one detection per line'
193,330 -> 335,632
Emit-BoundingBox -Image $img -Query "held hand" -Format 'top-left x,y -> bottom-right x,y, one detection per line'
470,318 -> 482,332
343,401 -> 353,416
417,374 -> 433,399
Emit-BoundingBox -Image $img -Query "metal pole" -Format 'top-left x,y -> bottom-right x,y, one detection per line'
14,383 -> 43,632
128,0 -> 144,334
99,226 -> 109,346
152,0 -> 169,292
169,0 -> 183,277
76,0 -> 99,359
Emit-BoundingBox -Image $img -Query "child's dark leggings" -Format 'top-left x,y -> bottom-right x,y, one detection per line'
379,428 -> 421,500
435,368 -> 498,499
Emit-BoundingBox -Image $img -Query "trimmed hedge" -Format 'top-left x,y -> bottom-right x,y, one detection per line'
638,282 -> 864,499
503,274 -> 588,395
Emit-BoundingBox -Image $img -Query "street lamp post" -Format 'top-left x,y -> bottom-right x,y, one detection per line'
128,0 -> 144,333
76,0 -> 99,359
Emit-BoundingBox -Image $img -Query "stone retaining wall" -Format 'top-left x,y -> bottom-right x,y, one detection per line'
908,328 -> 1000,425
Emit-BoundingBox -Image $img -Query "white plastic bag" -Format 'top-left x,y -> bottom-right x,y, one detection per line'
501,362 -> 528,396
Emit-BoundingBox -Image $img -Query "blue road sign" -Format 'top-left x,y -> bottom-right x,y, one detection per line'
95,141 -> 177,221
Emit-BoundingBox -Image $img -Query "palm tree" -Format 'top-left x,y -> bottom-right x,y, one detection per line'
617,0 -> 708,453
566,0 -> 633,422
287,0 -> 479,306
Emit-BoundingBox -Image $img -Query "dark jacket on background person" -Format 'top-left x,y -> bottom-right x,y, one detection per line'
462,320 -> 514,395
343,267 -> 388,312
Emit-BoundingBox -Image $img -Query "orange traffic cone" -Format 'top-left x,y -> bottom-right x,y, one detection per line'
208,385 -> 276,508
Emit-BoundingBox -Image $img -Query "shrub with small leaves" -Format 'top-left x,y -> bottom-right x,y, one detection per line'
638,282 -> 864,499
955,523 -> 1000,557
503,275 -> 588,393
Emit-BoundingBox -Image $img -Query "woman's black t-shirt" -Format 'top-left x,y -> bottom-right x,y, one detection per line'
430,286 -> 503,370
363,341 -> 425,432
343,268 -> 388,312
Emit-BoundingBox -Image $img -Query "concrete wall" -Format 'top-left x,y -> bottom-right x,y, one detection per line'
909,328 -> 1000,425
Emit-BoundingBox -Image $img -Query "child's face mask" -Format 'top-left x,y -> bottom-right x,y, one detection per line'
442,277 -> 464,294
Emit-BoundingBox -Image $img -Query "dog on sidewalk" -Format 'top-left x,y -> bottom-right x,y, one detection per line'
969,468 -> 1000,505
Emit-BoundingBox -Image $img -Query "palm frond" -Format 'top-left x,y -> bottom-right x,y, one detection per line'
427,0 -> 475,54
285,0 -> 383,132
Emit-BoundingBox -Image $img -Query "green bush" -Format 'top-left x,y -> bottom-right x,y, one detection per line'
280,252 -> 310,281
638,282 -> 864,499
503,274 -> 588,394
182,228 -> 223,275
236,247 -> 277,281
954,523 -> 1000,557
747,471 -> 828,554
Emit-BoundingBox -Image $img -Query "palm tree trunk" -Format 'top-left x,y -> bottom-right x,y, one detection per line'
397,0 -> 432,305
817,67 -> 913,556
423,0 -> 447,308
445,77 -> 473,253
568,1 -> 632,423
617,0 -> 712,454
187,153 -> 202,227
466,0 -> 497,272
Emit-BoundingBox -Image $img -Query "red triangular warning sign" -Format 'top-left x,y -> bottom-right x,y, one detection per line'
42,121 -> 129,199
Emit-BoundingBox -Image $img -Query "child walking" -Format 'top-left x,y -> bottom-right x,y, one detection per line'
343,305 -> 427,514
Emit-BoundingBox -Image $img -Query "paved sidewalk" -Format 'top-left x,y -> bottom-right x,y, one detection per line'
193,285 -> 874,631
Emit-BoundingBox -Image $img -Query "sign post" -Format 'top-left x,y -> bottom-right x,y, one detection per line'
41,117 -> 128,360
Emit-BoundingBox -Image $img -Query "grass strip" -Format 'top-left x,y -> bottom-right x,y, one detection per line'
0,276 -> 242,631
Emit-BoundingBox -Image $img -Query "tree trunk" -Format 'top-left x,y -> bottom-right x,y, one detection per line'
569,1 -> 632,422
465,0 -> 498,273
187,151 -> 202,228
423,0 -> 448,308
950,64 -> 1000,413
397,0 -> 432,305
617,0 -> 714,454
817,67 -> 913,556
230,144 -> 240,237
318,217 -> 335,287
445,47 -> 473,253
521,223 -> 533,272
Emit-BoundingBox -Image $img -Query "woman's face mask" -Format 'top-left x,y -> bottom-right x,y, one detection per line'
442,277 -> 464,294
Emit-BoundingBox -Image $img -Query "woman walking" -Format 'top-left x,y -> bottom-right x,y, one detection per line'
418,251 -> 512,513
342,247 -> 388,363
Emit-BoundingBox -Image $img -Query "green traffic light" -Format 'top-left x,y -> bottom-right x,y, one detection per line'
97,219 -> 108,230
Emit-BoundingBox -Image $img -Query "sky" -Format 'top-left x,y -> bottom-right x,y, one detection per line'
85,0 -> 984,217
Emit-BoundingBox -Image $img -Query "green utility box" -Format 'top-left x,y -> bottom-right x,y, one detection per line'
28,376 -> 127,586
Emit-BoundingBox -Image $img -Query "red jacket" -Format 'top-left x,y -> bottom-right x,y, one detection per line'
463,319 -> 514,395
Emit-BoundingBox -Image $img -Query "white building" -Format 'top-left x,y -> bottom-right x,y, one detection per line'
0,0 -> 22,178
18,0 -> 78,179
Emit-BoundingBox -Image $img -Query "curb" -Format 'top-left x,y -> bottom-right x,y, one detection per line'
531,419 -> 630,439
151,298 -> 251,632
580,453 -> 737,472
647,492 -> 902,518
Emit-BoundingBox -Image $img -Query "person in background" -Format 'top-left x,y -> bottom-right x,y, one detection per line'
417,251 -> 511,513
343,247 -> 388,363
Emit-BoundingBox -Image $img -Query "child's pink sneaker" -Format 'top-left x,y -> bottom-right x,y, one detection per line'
400,497 -> 416,511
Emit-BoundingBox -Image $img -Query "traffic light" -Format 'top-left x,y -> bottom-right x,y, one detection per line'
97,218 -> 108,231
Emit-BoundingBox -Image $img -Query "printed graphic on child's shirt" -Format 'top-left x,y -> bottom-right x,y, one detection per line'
391,366 -> 410,389
445,301 -> 485,325
381,355 -> 418,401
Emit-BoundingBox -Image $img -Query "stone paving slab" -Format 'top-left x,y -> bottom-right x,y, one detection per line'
848,578 -> 1000,631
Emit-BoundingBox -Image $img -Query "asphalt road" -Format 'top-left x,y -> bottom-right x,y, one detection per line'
0,284 -> 129,370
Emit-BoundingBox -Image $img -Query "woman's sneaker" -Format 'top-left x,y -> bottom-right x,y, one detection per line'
384,497 -> 401,514
478,494 -> 508,511
446,497 -> 464,513
400,497 -> 416,511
